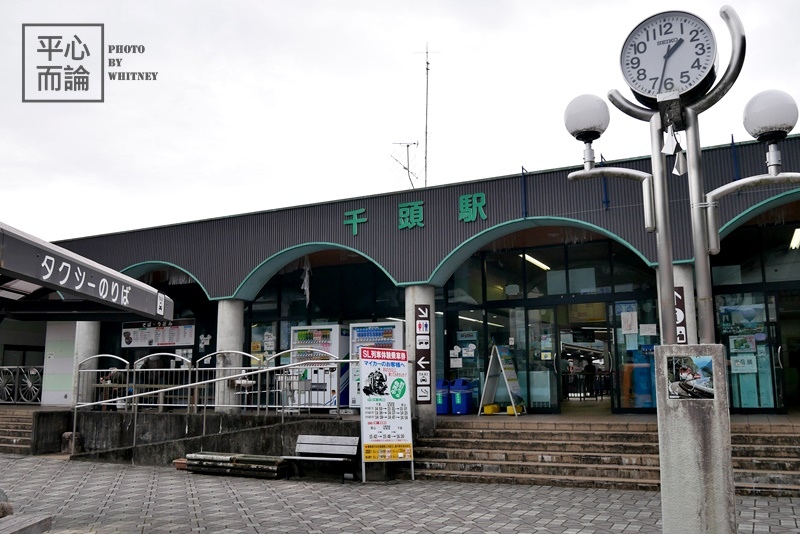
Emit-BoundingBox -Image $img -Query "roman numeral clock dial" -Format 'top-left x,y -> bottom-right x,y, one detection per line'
620,11 -> 717,108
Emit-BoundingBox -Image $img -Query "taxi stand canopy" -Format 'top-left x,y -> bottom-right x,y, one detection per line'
0,221 -> 174,322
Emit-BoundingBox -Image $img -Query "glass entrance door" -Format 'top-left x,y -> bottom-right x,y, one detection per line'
527,308 -> 559,411
774,290 -> 800,408
716,292 -> 781,410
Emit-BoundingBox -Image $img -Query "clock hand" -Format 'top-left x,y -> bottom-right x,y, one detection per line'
663,38 -> 684,60
657,44 -> 672,94
657,38 -> 685,94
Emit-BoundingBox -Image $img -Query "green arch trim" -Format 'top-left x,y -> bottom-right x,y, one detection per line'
717,189 -> 800,238
122,219 -> 656,302
230,242 -> 397,301
120,261 -> 213,300
400,217 -> 654,288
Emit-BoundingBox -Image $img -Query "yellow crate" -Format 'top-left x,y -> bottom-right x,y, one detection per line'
482,404 -> 500,415
507,404 -> 523,415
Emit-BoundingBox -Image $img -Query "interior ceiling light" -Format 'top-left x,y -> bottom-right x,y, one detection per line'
459,315 -> 504,328
790,228 -> 800,250
520,254 -> 551,271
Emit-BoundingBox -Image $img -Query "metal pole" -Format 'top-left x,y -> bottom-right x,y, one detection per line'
684,107 -> 715,344
650,113 -> 677,344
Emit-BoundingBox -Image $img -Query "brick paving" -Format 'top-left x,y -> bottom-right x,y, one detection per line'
1,454 -> 799,533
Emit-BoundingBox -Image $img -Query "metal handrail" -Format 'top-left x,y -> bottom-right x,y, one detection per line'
72,349 -> 354,456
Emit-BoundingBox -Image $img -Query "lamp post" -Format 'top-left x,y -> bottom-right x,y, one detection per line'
566,6 -> 745,346
706,90 -> 800,251
564,95 -> 676,343
561,7 -> 761,534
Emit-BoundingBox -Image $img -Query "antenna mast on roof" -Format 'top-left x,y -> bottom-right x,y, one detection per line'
424,43 -> 429,188
392,141 -> 419,189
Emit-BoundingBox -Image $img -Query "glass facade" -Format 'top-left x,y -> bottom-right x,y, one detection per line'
443,237 -> 660,414
711,222 -> 800,412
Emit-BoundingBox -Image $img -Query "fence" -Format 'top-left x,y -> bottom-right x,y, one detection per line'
0,366 -> 44,404
73,349 -> 352,454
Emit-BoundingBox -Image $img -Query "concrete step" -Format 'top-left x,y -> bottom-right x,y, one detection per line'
431,428 -> 659,443
732,456 -> 800,471
734,468 -> 800,487
407,468 -> 662,491
732,444 -> 800,459
416,436 -> 660,455
0,428 -> 32,439
734,482 -> 800,497
0,513 -> 53,534
0,416 -> 34,425
414,447 -> 661,467
731,434 -> 800,446
0,443 -> 31,455
413,457 -> 661,480
435,419 -> 658,433
0,435 -> 32,447
0,422 -> 33,432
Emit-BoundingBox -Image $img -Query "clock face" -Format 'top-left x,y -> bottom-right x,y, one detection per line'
620,11 -> 716,105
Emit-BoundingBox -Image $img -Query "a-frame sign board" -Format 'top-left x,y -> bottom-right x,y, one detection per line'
478,345 -> 526,416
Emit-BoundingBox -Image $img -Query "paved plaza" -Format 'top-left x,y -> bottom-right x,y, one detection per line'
0,453 -> 798,533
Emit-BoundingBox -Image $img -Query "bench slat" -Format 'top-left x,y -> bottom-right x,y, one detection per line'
297,435 -> 359,446
295,444 -> 358,456
281,455 -> 349,462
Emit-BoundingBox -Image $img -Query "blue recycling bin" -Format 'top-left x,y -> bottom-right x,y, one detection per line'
436,379 -> 451,415
450,378 -> 472,415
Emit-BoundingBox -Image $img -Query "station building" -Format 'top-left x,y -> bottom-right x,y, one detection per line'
1,134 -> 799,416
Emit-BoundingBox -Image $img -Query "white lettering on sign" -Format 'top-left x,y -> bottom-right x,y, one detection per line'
40,254 -> 133,307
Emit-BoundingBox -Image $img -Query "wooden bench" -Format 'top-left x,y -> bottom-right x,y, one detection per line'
281,435 -> 359,483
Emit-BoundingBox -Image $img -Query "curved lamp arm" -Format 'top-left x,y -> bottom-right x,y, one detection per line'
706,172 -> 800,254
608,89 -> 656,122
689,5 -> 746,114
568,167 -> 656,232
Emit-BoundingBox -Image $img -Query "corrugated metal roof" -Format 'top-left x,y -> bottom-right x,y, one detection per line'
57,135 -> 800,299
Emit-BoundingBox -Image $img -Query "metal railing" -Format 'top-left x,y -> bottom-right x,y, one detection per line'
73,349 -> 354,455
0,366 -> 44,404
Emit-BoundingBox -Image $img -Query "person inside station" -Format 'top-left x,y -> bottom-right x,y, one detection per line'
560,353 -> 571,400
583,360 -> 597,398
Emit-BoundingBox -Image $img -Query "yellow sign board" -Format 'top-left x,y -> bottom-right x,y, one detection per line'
363,443 -> 414,462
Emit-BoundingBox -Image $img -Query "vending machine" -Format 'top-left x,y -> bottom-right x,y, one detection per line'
289,324 -> 349,407
348,321 -> 404,408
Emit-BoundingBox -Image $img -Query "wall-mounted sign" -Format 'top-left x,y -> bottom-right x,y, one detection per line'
414,304 -> 431,404
121,319 -> 195,348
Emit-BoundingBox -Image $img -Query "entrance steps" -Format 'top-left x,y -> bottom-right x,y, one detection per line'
408,417 -> 800,496
0,410 -> 33,455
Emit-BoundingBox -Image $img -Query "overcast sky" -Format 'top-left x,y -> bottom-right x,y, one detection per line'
3,1 -> 799,241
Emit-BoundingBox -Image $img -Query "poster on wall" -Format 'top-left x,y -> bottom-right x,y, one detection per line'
730,354 -> 757,374
729,335 -> 756,354
666,355 -> 714,399
121,319 -> 196,348
359,347 -> 413,464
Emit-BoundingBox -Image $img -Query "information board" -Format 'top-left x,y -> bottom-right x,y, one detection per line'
121,319 -> 196,348
359,347 -> 414,480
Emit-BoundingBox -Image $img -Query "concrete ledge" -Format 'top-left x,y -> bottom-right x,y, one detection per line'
0,514 -> 53,534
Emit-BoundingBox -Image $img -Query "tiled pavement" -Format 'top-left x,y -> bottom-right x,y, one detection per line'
1,454 -> 799,533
